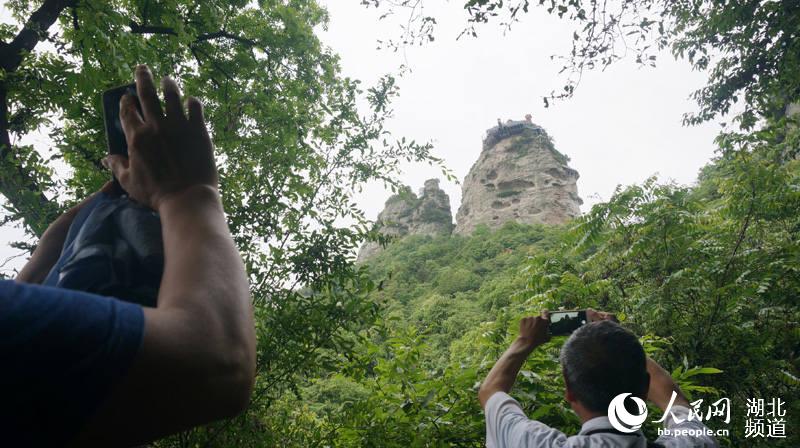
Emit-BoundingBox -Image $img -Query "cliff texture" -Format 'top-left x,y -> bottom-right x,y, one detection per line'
454,119 -> 582,235
357,118 -> 583,260
357,179 -> 454,261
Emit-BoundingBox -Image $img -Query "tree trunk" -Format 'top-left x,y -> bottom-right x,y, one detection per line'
0,0 -> 72,236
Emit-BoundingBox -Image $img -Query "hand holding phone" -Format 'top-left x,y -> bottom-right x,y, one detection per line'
518,312 -> 551,348
102,65 -> 218,211
103,83 -> 143,193
103,83 -> 141,157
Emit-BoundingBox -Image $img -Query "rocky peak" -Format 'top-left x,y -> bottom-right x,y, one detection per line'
454,118 -> 582,235
357,118 -> 583,260
357,178 -> 454,261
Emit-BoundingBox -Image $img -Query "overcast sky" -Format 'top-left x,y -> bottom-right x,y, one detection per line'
319,1 -> 720,219
1,2 -> 722,273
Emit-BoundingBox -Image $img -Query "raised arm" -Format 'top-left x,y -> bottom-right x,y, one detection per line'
75,65 -> 256,447
478,308 -> 618,408
647,357 -> 720,447
479,312 -> 550,408
646,357 -> 691,409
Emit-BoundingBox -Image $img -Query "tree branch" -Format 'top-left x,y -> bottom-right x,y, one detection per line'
196,30 -> 256,47
0,0 -> 69,236
0,86 -> 59,236
0,0 -> 73,72
71,5 -> 80,31
128,21 -> 257,47
128,21 -> 177,36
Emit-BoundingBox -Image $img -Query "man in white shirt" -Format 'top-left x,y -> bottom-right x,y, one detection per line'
478,310 -> 719,447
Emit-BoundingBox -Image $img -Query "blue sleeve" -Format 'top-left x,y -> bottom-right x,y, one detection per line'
0,279 -> 145,447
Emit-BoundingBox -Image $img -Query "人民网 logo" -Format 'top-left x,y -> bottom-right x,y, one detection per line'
608,393 -> 648,433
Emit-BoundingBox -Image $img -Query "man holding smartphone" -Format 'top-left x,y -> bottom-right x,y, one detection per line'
478,310 -> 719,447
2,65 -> 256,447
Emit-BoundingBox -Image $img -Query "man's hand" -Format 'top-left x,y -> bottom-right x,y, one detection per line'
103,65 -> 217,211
78,65 -> 255,447
479,311 -> 551,408
518,311 -> 551,350
586,308 -> 618,323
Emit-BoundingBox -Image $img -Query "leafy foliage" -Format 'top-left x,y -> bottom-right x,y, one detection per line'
277,136 -> 798,446
2,1 -> 798,447
0,1 -> 446,446
366,0 -> 800,127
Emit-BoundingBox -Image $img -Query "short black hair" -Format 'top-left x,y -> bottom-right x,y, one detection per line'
559,320 -> 649,413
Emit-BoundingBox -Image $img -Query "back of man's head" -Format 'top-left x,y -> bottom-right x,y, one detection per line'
559,320 -> 649,413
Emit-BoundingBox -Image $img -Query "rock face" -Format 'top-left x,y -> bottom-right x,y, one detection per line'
357,179 -> 454,261
357,118 -> 583,259
454,119 -> 582,235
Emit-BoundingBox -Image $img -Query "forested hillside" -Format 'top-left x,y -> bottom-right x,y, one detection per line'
246,140 -> 799,447
1,0 -> 797,446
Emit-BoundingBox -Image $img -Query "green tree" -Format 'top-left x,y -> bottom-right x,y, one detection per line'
291,2 -> 799,447
523,146 -> 799,446
367,0 -> 800,128
0,1 -> 446,445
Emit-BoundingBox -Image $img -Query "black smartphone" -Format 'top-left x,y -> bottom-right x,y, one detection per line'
102,83 -> 139,157
549,310 -> 587,336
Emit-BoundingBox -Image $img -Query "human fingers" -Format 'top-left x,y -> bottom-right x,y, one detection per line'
120,94 -> 144,140
102,154 -> 130,188
135,65 -> 164,123
535,315 -> 551,342
587,308 -> 618,322
161,76 -> 185,122
186,96 -> 205,128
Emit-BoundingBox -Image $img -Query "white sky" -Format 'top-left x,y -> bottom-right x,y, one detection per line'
1,2 -> 722,274
319,1 -> 720,219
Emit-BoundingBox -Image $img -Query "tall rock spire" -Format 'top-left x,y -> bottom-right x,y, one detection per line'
454,118 -> 582,235
357,179 -> 454,261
